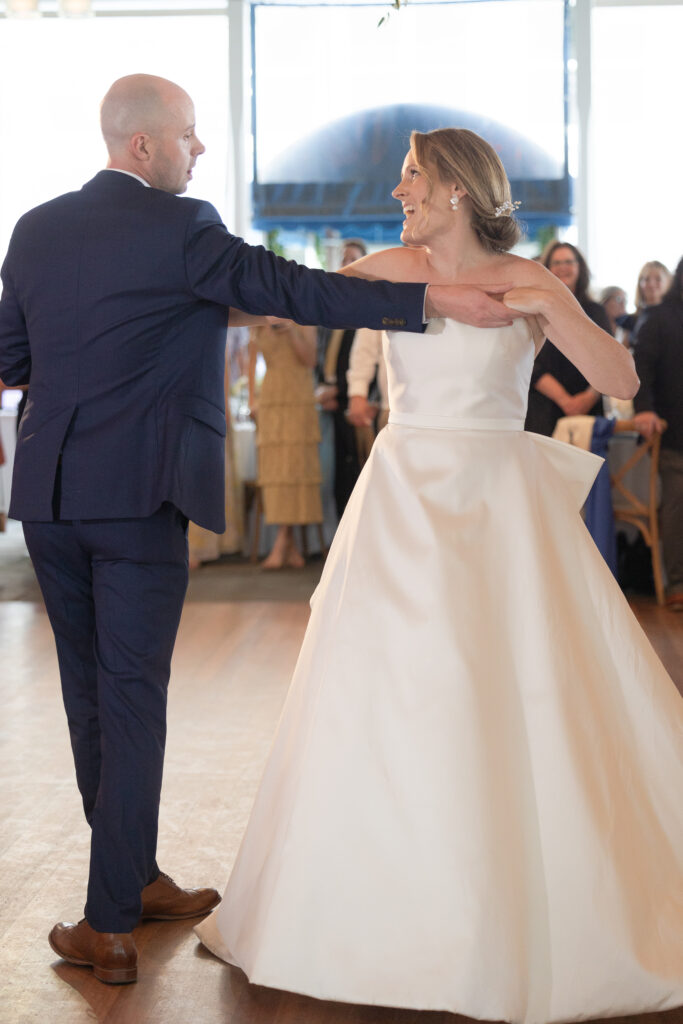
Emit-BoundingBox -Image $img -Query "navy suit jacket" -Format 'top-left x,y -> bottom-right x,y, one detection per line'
0,171 -> 425,531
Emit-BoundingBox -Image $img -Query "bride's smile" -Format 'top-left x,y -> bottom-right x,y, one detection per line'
392,152 -> 465,250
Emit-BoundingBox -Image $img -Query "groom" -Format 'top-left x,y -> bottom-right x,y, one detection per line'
0,74 -> 519,984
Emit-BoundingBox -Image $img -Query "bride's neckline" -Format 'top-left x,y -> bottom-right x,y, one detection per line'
422,317 -> 533,341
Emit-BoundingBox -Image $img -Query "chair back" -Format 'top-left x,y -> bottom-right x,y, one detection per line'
610,419 -> 667,604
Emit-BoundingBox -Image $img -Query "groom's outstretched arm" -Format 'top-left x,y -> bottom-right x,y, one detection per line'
185,202 -> 426,333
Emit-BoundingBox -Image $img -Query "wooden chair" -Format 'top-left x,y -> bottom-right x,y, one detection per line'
610,419 -> 667,605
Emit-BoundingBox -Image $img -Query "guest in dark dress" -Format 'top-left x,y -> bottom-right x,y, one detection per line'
633,256 -> 683,611
525,242 -> 611,436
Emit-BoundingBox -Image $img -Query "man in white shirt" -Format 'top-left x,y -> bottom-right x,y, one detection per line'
346,327 -> 388,465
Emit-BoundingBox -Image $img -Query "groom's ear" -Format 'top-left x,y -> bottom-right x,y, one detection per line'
130,133 -> 151,161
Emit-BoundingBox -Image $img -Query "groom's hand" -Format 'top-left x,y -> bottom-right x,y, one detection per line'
425,283 -> 526,328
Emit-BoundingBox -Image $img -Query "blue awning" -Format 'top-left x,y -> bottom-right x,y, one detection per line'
252,102 -> 571,239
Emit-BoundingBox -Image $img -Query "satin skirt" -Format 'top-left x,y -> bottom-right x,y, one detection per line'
196,421 -> 683,1024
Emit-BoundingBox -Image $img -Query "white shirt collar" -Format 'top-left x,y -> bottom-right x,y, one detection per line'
104,168 -> 150,188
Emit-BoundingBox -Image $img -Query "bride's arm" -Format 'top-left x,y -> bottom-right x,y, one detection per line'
503,264 -> 639,399
338,248 -> 525,329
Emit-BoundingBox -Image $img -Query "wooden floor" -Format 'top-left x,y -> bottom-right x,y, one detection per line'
0,591 -> 681,1024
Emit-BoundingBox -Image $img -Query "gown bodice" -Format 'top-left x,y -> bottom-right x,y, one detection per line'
386,317 -> 534,428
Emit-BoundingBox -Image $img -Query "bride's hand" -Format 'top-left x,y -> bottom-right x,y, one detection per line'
427,283 -> 527,328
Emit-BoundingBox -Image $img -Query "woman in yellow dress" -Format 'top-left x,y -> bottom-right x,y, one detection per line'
249,320 -> 322,569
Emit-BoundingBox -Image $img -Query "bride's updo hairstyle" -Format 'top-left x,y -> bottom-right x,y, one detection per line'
411,128 -> 521,252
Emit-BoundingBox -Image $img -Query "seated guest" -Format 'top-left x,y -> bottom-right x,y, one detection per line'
525,241 -> 610,436
250,320 -> 322,569
632,256 -> 683,611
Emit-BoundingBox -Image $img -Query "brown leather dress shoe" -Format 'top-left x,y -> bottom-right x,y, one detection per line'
665,592 -> 683,612
140,871 -> 221,921
49,919 -> 137,984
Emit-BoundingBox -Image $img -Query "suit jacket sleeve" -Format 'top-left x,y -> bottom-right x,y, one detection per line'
0,242 -> 32,387
184,202 -> 427,333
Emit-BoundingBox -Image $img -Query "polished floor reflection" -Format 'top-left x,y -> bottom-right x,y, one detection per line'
0,578 -> 680,1023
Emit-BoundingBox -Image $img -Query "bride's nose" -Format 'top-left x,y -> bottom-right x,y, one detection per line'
391,182 -> 404,200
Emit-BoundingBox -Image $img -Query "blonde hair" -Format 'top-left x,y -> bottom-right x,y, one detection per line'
410,128 -> 521,252
634,260 -> 671,312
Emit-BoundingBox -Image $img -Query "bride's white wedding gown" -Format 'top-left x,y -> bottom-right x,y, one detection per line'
195,318 -> 683,1024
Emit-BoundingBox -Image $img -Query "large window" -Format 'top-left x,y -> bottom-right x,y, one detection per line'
0,12 -> 230,256
251,0 -> 570,240
0,0 -> 679,286
591,3 -> 683,297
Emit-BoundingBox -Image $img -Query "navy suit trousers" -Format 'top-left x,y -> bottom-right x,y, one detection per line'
23,503 -> 188,932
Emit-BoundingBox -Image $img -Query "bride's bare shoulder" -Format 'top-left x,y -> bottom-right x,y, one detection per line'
337,246 -> 429,283
501,252 -> 559,287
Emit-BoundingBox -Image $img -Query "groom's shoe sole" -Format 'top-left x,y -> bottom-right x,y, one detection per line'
140,902 -> 220,921
140,871 -> 221,921
49,920 -> 138,984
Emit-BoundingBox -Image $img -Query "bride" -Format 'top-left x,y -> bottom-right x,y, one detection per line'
196,128 -> 683,1023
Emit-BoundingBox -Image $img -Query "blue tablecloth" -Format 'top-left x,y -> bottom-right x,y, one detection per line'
584,416 -> 617,576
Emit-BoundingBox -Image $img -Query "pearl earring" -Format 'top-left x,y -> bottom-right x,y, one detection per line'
449,194 -> 459,212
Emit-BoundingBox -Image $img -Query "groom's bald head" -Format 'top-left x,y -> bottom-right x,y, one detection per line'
100,74 -> 205,193
100,74 -> 187,152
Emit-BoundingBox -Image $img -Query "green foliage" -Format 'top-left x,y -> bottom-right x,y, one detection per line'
535,224 -> 558,255
265,229 -> 286,258
312,233 -> 326,269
